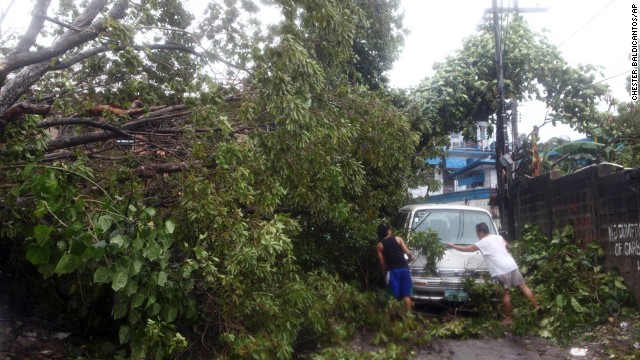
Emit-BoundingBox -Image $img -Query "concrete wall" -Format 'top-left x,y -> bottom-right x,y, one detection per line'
513,164 -> 640,307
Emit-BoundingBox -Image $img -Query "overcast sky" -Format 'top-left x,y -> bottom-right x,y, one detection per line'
1,0 -> 632,141
389,0 -> 631,141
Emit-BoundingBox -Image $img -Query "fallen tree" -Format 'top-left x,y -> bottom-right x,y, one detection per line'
0,1 -> 424,357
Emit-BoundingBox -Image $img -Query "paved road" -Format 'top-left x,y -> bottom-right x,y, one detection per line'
349,332 -> 574,359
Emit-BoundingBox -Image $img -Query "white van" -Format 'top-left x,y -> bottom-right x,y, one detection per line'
394,204 -> 499,302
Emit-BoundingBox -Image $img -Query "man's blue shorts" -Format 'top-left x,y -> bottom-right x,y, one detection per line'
387,267 -> 412,299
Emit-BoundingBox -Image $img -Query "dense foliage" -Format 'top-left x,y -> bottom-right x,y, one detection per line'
513,225 -> 637,345
408,16 -> 608,148
593,99 -> 640,168
0,1 -> 635,358
0,0 -> 425,357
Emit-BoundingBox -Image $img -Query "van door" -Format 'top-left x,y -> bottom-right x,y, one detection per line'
393,211 -> 411,235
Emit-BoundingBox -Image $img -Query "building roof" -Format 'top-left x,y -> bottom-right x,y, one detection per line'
444,157 -> 468,170
447,158 -> 495,179
425,187 -> 495,203
426,157 -> 442,165
447,148 -> 494,157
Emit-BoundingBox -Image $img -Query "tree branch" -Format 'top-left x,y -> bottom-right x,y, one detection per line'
43,106 -> 190,151
36,117 -> 131,134
51,43 -> 200,71
41,14 -> 83,32
0,0 -> 128,118
0,0 -> 109,81
40,151 -> 192,179
1,101 -> 51,120
13,0 -> 51,54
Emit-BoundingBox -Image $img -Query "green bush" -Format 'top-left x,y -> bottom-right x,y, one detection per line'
512,225 -> 637,343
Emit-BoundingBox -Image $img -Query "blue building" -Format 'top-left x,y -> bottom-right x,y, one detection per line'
410,123 -> 500,219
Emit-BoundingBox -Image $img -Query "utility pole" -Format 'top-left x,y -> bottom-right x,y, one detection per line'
491,0 -> 508,236
488,0 -> 548,240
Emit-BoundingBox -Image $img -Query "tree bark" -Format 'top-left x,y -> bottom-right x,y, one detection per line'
0,0 -> 129,124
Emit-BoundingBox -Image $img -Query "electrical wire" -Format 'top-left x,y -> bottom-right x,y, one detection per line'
0,0 -> 18,33
594,70 -> 629,84
558,0 -> 616,48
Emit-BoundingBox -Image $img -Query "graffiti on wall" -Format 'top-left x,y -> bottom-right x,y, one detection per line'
609,223 -> 640,242
609,223 -> 640,271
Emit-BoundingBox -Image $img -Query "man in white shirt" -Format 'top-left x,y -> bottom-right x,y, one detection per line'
446,222 -> 539,324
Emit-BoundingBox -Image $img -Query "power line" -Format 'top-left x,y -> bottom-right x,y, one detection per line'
0,0 -> 18,35
558,0 -> 615,47
594,70 -> 628,84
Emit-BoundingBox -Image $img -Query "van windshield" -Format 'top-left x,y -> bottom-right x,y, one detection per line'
411,209 -> 496,245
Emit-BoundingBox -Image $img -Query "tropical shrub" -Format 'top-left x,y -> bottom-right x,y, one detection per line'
512,225 -> 637,343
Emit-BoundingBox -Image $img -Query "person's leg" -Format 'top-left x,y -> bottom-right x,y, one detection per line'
398,268 -> 413,311
517,283 -> 539,309
502,287 -> 513,324
403,295 -> 412,311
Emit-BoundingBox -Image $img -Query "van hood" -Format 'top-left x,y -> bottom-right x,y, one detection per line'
411,249 -> 488,275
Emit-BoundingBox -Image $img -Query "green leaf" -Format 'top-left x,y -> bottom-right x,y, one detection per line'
124,280 -> 138,297
54,254 -> 82,274
538,329 -> 552,338
157,271 -> 168,287
144,243 -> 161,260
570,297 -> 585,313
131,293 -> 145,309
165,220 -> 176,234
132,235 -> 144,250
44,173 -> 58,192
143,207 -> 156,218
9,185 -> 20,197
26,244 -> 51,265
110,234 -> 127,248
41,264 -> 55,279
113,299 -> 128,320
93,240 -> 107,248
97,215 -> 113,232
22,163 -> 34,176
70,238 -> 88,256
94,267 -> 111,283
33,225 -> 53,246
119,325 -> 131,344
128,309 -> 141,324
148,303 -> 161,316
162,306 -> 179,322
111,268 -> 129,291
34,201 -> 47,218
81,244 -> 95,260
130,258 -> 143,275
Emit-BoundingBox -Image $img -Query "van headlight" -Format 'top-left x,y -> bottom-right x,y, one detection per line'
410,267 -> 426,277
